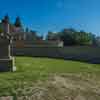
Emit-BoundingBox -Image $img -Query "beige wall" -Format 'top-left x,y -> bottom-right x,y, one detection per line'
13,40 -> 64,48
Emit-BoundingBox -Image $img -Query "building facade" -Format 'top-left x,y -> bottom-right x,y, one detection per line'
0,15 -> 63,47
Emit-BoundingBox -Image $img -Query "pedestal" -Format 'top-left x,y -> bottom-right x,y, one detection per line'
0,57 -> 15,72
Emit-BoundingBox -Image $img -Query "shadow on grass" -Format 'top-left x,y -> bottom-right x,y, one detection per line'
15,55 -> 100,64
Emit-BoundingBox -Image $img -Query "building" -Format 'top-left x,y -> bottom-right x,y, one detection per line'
0,15 -> 63,47
0,15 -> 22,36
0,15 -> 39,40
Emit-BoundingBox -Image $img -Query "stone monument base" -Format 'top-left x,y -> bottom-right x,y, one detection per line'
0,57 -> 16,72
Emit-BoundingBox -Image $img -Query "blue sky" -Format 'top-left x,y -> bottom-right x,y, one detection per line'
0,0 -> 100,36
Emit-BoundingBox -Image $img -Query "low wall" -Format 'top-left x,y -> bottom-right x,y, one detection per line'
12,46 -> 100,64
12,40 -> 63,47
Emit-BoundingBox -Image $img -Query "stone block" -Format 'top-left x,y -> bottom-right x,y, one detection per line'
0,58 -> 14,72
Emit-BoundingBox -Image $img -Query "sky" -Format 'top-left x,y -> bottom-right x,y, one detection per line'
0,0 -> 100,36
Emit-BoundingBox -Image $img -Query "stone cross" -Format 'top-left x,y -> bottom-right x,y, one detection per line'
0,32 -> 16,72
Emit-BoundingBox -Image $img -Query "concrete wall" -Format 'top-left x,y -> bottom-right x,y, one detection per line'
12,40 -> 64,47
12,46 -> 100,63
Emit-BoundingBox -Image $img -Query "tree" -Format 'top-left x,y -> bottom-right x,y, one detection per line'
46,31 -> 60,40
88,33 -> 96,45
46,28 -> 95,46
59,28 -> 76,45
2,14 -> 10,24
14,16 -> 22,27
25,27 -> 29,32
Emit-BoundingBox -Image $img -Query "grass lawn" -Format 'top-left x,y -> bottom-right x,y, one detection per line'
0,57 -> 100,99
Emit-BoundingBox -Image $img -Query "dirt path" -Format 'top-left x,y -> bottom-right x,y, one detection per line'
0,73 -> 100,100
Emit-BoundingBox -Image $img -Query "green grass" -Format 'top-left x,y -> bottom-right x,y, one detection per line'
0,57 -> 100,96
